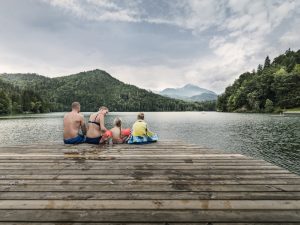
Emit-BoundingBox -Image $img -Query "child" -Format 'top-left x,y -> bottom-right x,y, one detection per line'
110,117 -> 131,143
128,112 -> 158,144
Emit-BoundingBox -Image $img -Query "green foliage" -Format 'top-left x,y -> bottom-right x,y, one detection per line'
217,49 -> 300,113
264,56 -> 271,68
0,69 -> 216,114
0,90 -> 10,114
257,64 -> 263,75
0,78 -> 50,115
275,67 -> 288,76
293,64 -> 300,74
264,99 -> 274,113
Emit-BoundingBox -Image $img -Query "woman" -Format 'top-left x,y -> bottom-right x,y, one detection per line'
85,106 -> 109,144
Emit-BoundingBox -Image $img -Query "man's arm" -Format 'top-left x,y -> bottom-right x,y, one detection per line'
99,114 -> 107,132
80,115 -> 87,135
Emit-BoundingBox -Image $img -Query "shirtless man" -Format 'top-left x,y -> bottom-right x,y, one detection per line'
63,102 -> 87,144
85,106 -> 109,144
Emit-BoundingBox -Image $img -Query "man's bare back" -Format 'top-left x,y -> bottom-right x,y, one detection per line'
63,102 -> 87,144
63,111 -> 85,139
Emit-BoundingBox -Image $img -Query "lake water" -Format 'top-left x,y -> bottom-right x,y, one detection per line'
0,112 -> 299,174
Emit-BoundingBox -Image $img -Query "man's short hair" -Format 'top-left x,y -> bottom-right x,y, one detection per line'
99,106 -> 108,111
72,102 -> 80,109
137,112 -> 144,120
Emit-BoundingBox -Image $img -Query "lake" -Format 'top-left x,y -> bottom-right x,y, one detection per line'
0,112 -> 299,174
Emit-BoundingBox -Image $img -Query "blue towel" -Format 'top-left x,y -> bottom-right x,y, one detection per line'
127,134 -> 158,144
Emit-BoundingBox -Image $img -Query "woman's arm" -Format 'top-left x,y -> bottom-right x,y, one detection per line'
99,114 -> 107,132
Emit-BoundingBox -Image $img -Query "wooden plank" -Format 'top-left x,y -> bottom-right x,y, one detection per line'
0,146 -> 214,150
1,184 -> 299,191
0,158 -> 266,162
0,165 -> 280,170
0,162 -> 274,166
0,223 -> 296,225
0,200 -> 299,210
0,191 -> 299,200
0,154 -> 247,158
0,179 -> 299,185
0,161 -> 270,165
0,156 -> 251,160
0,146 -> 210,151
1,174 -> 297,180
0,209 -> 299,222
0,169 -> 291,175
0,150 -> 227,155
0,223 -> 172,225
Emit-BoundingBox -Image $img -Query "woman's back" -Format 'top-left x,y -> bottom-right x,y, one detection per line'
87,112 -> 102,138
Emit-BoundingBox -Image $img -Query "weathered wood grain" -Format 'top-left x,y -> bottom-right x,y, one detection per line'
0,200 -> 299,209
0,141 -> 298,223
0,191 -> 299,200
0,209 -> 299,222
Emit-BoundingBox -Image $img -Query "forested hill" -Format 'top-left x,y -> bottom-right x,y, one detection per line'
0,78 -> 47,114
217,49 -> 300,113
0,69 -> 216,114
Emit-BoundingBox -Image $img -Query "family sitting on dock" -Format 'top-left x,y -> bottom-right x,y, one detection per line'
63,102 -> 158,145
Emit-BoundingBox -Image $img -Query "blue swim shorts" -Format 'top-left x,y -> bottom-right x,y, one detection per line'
85,136 -> 102,144
63,135 -> 86,144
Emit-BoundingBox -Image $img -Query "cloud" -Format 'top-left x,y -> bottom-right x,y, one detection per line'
43,0 -> 229,32
0,0 -> 299,94
280,29 -> 300,49
45,0 -> 141,22
181,0 -> 300,92
279,18 -> 300,50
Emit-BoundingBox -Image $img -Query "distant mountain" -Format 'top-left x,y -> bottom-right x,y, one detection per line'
190,92 -> 218,102
0,69 -> 216,114
159,84 -> 217,102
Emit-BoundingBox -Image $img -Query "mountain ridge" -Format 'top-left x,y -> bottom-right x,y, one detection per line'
159,83 -> 218,102
0,69 -> 216,114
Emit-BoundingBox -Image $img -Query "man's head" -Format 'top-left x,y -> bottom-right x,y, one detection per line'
99,106 -> 109,116
137,112 -> 144,120
71,102 -> 81,112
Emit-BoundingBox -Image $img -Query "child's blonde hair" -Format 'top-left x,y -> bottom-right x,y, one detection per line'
113,117 -> 122,128
137,112 -> 144,120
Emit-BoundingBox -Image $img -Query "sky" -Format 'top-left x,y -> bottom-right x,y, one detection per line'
0,0 -> 299,93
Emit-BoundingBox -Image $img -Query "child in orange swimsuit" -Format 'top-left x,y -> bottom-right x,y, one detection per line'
100,117 -> 131,144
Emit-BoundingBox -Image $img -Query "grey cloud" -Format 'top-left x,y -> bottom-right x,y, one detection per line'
0,0 -> 299,93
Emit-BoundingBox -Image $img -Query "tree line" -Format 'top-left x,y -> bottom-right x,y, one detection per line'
0,79 -> 50,114
217,49 -> 300,113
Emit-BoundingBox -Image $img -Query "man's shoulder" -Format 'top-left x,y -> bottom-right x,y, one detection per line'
64,112 -> 70,118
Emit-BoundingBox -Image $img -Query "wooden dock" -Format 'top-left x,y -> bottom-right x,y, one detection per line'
0,141 -> 299,224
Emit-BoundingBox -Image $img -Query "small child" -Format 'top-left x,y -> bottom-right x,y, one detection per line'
128,112 -> 158,144
110,117 -> 131,143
